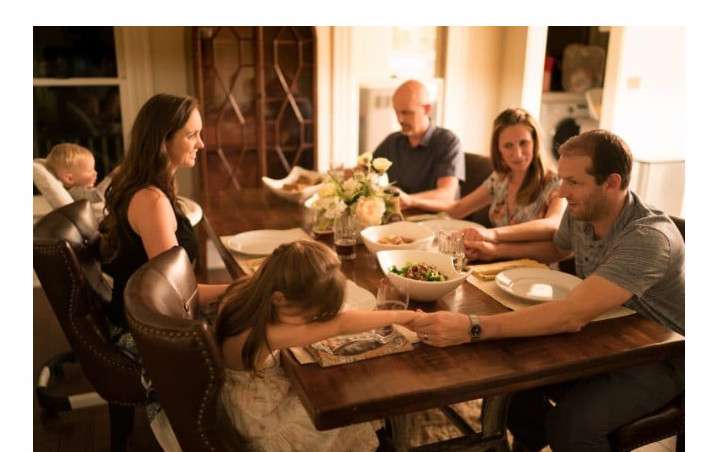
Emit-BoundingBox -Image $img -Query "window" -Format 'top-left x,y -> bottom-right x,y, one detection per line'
33,26 -> 124,182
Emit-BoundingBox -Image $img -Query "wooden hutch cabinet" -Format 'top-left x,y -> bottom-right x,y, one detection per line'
192,26 -> 317,198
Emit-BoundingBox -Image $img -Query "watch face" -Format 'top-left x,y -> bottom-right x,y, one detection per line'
471,324 -> 482,338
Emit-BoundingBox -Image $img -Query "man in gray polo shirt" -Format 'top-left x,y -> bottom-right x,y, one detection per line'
372,80 -> 464,206
410,129 -> 684,452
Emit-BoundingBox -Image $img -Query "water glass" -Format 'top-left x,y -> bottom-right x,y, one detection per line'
333,212 -> 357,260
374,278 -> 410,336
438,230 -> 467,272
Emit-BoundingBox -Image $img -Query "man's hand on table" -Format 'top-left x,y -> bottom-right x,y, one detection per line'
398,189 -> 414,209
408,311 -> 472,347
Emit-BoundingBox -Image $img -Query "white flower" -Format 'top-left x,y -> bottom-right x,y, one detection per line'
357,151 -> 373,167
355,196 -> 386,227
324,200 -> 347,219
372,157 -> 392,173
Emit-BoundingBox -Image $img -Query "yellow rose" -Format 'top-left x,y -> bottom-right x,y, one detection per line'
357,151 -> 373,167
318,183 -> 336,198
372,157 -> 392,173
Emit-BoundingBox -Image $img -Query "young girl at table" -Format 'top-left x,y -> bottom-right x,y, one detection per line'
214,240 -> 422,452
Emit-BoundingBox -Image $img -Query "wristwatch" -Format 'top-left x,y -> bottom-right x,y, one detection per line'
468,314 -> 482,342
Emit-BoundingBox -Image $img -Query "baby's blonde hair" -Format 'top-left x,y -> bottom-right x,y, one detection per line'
45,143 -> 93,177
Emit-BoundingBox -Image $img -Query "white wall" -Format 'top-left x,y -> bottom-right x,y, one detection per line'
602,27 -> 685,161
444,27 -> 502,155
148,27 -> 195,197
602,26 -> 686,216
315,27 -> 333,172
497,27 -> 526,113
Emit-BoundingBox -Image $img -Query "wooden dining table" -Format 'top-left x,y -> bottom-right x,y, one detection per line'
201,187 -> 685,451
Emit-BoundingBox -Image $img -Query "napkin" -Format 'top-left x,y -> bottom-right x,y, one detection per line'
470,259 -> 548,281
405,212 -> 449,222
289,325 -> 418,367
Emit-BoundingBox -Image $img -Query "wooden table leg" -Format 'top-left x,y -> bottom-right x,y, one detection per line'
387,394 -> 512,451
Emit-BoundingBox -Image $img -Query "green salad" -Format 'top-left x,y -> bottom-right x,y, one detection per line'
389,261 -> 448,282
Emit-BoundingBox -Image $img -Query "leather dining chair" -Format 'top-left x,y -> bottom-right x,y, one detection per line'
606,214 -> 685,452
124,246 -> 249,451
33,200 -> 146,452
461,152 -> 493,227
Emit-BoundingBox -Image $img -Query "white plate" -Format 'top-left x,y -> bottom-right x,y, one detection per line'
262,167 -> 323,204
420,219 -> 484,234
225,228 -> 311,255
342,280 -> 376,311
495,268 -> 582,302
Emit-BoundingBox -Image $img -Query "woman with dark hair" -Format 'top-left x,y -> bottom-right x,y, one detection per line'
100,93 -> 228,450
101,93 -> 228,330
408,108 -> 566,261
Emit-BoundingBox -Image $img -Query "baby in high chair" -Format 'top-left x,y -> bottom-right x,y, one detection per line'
45,143 -> 115,204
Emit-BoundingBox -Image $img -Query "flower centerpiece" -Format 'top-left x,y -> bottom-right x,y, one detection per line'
311,152 -> 401,233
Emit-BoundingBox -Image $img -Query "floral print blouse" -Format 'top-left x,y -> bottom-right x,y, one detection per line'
480,171 -> 561,227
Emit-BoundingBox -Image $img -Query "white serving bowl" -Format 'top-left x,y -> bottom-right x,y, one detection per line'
262,166 -> 323,204
376,250 -> 468,301
360,221 -> 434,255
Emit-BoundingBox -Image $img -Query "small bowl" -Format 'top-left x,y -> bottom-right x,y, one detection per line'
376,250 -> 468,301
262,166 -> 323,204
360,221 -> 434,254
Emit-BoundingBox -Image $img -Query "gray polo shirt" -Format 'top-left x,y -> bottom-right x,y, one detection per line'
553,191 -> 685,335
373,125 -> 464,195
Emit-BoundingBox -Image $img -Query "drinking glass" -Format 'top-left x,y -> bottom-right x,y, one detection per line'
438,230 -> 467,272
374,278 -> 410,336
333,211 -> 357,260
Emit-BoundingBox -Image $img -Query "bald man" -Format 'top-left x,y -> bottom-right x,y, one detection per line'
373,80 -> 464,208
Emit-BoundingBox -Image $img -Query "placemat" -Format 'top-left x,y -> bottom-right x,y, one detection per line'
470,259 -> 548,281
289,324 -> 419,367
289,278 -> 419,367
467,275 -> 635,322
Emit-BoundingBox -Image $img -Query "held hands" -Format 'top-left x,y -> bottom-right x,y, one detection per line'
407,311 -> 472,347
462,226 -> 497,243
461,227 -> 498,261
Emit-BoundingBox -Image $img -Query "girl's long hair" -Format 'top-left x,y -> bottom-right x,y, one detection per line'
215,240 -> 346,371
100,94 -> 198,261
489,108 -> 548,205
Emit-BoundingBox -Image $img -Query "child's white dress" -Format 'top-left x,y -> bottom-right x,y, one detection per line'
221,351 -> 379,452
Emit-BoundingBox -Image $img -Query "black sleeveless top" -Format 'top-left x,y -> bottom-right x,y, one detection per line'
102,201 -> 198,329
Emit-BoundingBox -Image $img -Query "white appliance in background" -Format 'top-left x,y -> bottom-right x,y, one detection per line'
539,91 -> 598,170
358,78 -> 444,155
630,159 -> 685,218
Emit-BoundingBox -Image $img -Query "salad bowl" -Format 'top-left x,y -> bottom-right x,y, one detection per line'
376,250 -> 469,301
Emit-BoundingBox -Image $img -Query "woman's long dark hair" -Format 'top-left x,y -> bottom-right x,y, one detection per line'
215,241 -> 346,372
489,108 -> 547,205
100,94 -> 198,260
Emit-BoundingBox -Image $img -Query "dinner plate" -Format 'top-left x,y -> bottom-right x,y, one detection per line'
342,280 -> 376,311
225,228 -> 310,255
495,267 -> 582,302
420,219 -> 484,234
